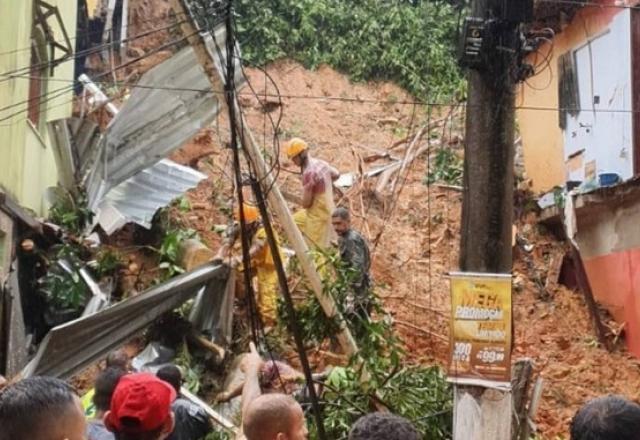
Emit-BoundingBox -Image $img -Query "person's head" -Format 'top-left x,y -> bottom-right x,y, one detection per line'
105,373 -> 176,440
0,376 -> 86,440
348,412 -> 420,440
570,395 -> 640,440
94,367 -> 127,415
107,349 -> 131,371
243,394 -> 307,440
331,207 -> 351,236
285,138 -> 309,167
156,364 -> 182,394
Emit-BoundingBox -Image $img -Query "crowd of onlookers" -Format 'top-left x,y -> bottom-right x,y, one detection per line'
1,348 -> 639,439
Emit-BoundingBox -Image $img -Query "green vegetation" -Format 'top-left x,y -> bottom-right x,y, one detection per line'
156,227 -> 198,282
49,190 -> 94,235
41,244 -> 89,312
280,249 -> 452,439
426,148 -> 463,186
235,0 -> 465,100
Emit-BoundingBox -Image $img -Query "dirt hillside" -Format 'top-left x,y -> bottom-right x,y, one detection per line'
164,60 -> 640,439
117,0 -> 640,436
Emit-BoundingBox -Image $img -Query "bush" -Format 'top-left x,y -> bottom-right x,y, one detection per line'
235,0 -> 465,100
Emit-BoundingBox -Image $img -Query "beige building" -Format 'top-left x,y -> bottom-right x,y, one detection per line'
0,0 -> 78,216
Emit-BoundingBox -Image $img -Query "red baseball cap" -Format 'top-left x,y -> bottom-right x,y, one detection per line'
106,373 -> 177,433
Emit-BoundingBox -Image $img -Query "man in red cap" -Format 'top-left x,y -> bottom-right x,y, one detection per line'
104,373 -> 176,440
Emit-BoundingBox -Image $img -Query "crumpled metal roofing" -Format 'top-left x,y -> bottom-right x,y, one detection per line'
86,24 -> 244,208
22,263 -> 230,379
94,159 -> 207,235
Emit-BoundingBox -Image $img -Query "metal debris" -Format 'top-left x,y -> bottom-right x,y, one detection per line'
22,263 -> 229,379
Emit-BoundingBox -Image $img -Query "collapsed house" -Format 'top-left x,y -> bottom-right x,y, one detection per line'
0,0 -> 245,379
519,1 -> 640,354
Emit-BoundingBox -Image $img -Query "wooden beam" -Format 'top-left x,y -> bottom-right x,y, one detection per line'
570,244 -> 611,351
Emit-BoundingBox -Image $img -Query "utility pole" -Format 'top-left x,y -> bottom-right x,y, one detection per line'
455,0 -> 532,438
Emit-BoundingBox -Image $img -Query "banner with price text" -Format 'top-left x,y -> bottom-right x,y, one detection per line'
447,272 -> 512,389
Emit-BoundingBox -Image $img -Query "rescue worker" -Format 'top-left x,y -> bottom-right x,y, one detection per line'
286,138 -> 340,251
215,204 -> 283,325
331,207 -> 373,332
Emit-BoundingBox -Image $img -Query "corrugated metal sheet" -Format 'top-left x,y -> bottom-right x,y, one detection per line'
87,42 -> 229,207
47,118 -> 102,194
94,159 -> 207,235
22,263 -> 230,379
86,24 -> 244,207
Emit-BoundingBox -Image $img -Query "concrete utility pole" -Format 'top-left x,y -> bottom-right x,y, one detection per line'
456,0 -> 531,438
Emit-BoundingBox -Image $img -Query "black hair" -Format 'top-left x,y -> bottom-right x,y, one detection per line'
156,364 -> 182,394
106,349 -> 129,369
348,412 -> 420,440
0,376 -> 78,440
114,425 -> 164,440
571,395 -> 640,440
93,367 -> 126,412
332,206 -> 350,221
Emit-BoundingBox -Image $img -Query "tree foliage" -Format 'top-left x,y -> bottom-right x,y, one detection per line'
235,0 -> 465,100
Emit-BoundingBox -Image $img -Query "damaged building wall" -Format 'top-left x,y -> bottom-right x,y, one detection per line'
517,3 -> 631,193
575,180 -> 640,355
0,0 -> 78,216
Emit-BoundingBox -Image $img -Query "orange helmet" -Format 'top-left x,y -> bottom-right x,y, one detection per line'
233,204 -> 260,223
285,138 -> 308,159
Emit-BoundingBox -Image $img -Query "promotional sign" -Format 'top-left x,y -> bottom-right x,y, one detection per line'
448,272 -> 512,389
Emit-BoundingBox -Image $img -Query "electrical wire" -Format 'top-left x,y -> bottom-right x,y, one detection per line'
7,69 -> 640,116
1,0 -> 233,79
0,29 -> 200,123
0,11 -> 190,58
0,19 -> 188,84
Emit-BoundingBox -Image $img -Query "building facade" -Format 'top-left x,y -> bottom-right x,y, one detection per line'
0,0 -> 78,216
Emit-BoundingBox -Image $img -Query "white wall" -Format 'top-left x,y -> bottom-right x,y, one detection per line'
563,9 -> 634,183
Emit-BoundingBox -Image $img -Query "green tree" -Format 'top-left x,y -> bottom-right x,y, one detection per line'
235,0 -> 465,100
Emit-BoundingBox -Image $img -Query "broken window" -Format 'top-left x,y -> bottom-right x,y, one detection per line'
557,51 -> 580,129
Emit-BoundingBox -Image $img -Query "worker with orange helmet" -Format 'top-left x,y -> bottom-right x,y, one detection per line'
214,203 -> 283,325
285,138 -> 340,251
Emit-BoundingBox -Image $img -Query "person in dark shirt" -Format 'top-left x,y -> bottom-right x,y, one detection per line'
156,365 -> 212,440
87,367 -> 126,440
331,207 -> 373,329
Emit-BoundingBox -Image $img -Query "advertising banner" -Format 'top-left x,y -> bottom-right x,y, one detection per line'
448,272 -> 512,389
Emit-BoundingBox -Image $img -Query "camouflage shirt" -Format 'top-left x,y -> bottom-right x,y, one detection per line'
338,228 -> 371,295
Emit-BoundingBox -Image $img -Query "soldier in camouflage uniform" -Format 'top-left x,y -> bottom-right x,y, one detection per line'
331,207 -> 372,328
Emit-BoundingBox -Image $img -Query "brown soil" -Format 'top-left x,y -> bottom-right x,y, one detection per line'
93,2 -> 640,435
163,60 -> 640,439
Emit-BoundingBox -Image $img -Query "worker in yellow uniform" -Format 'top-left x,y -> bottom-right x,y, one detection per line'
215,204 -> 282,326
285,138 -> 340,251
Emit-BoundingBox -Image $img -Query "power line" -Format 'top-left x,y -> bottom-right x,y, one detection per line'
0,11 -> 189,58
7,71 -> 640,116
0,18 -> 192,81
0,30 -> 200,123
